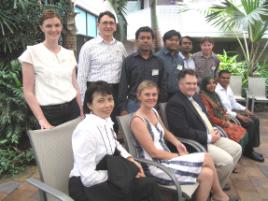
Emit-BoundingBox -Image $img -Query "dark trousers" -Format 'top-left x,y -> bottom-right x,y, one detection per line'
68,176 -> 162,201
239,114 -> 260,152
87,82 -> 119,130
40,98 -> 80,127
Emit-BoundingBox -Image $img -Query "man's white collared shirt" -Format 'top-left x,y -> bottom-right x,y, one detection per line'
77,35 -> 127,100
215,83 -> 245,118
179,52 -> 195,70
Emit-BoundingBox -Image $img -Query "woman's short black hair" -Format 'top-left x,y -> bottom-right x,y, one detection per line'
83,81 -> 113,114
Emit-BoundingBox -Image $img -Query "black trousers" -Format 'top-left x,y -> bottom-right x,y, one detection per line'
68,176 -> 162,201
238,114 -> 260,152
87,82 -> 119,130
40,98 -> 80,127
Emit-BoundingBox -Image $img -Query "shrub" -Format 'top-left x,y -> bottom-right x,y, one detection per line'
0,60 -> 37,177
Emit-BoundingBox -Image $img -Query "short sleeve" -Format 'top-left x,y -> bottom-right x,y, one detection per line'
18,46 -> 33,65
68,50 -> 77,67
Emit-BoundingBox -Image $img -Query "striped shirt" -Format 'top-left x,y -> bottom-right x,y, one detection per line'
192,51 -> 220,80
77,35 -> 127,101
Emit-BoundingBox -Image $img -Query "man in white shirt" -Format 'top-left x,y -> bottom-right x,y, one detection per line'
215,70 -> 264,162
77,11 -> 127,125
179,36 -> 196,70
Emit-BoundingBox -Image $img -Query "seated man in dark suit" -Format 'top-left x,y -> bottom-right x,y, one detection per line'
166,69 -> 242,188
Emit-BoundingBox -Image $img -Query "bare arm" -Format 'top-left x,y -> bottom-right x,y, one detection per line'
72,68 -> 84,117
22,62 -> 53,129
130,116 -> 178,160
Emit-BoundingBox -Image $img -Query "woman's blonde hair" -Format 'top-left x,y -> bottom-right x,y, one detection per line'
137,80 -> 158,95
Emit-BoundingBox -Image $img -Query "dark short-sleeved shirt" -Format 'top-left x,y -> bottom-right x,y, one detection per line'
192,51 -> 220,80
118,52 -> 168,112
156,48 -> 184,95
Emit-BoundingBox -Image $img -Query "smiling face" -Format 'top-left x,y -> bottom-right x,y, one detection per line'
218,72 -> 231,89
97,15 -> 116,40
206,78 -> 216,93
179,74 -> 198,97
87,92 -> 114,119
40,17 -> 62,42
200,41 -> 214,57
137,87 -> 158,109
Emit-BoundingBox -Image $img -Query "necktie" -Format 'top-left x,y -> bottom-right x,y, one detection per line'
190,98 -> 214,133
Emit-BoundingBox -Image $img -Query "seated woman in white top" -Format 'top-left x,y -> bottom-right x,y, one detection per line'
130,80 -> 232,201
19,9 -> 83,129
69,81 -> 162,201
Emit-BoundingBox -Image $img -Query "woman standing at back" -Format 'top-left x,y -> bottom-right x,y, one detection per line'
19,9 -> 83,129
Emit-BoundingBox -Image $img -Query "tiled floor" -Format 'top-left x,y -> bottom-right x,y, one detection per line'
1,112 -> 268,201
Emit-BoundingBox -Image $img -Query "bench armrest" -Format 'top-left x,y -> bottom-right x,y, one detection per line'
27,178 -> 74,201
134,158 -> 183,201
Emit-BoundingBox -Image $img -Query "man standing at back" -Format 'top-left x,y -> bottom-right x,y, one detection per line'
156,30 -> 184,99
166,69 -> 242,189
77,11 -> 127,123
118,26 -> 167,114
179,36 -> 196,70
192,37 -> 220,80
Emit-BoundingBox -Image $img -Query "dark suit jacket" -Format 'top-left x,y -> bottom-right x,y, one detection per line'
166,90 -> 208,149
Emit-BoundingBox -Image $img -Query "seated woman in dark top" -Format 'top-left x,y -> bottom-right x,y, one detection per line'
68,81 -> 162,201
199,77 -> 248,148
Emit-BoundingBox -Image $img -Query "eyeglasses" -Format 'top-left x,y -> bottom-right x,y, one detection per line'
101,21 -> 116,26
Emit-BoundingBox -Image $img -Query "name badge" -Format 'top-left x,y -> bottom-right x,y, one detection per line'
152,69 -> 159,76
211,66 -> 216,71
177,64 -> 183,70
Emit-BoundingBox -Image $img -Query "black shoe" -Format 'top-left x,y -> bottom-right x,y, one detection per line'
244,151 -> 264,162
223,183 -> 231,191
253,150 -> 263,157
228,195 -> 240,201
211,195 -> 240,201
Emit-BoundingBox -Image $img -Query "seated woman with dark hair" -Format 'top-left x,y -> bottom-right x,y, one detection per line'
68,81 -> 162,201
199,77 -> 248,148
131,80 -> 234,201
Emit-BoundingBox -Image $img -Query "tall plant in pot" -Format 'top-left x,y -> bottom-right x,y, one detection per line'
206,0 -> 268,76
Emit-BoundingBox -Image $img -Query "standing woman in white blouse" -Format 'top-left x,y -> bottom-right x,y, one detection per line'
18,9 -> 83,129
69,81 -> 162,201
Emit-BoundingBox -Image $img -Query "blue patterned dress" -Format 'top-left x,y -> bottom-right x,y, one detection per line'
134,109 -> 205,185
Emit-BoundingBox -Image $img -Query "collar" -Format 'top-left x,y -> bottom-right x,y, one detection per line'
95,35 -> 116,44
179,52 -> 192,60
86,113 -> 114,128
201,51 -> 216,59
133,50 -> 154,58
216,83 -> 226,91
188,96 -> 194,101
162,48 -> 178,56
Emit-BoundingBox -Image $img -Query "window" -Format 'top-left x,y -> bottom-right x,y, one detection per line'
75,7 -> 97,37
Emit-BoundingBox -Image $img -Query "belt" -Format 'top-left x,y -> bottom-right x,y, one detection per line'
40,98 -> 76,110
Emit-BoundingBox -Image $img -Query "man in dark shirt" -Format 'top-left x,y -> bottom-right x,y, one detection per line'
156,30 -> 184,99
118,26 -> 168,114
